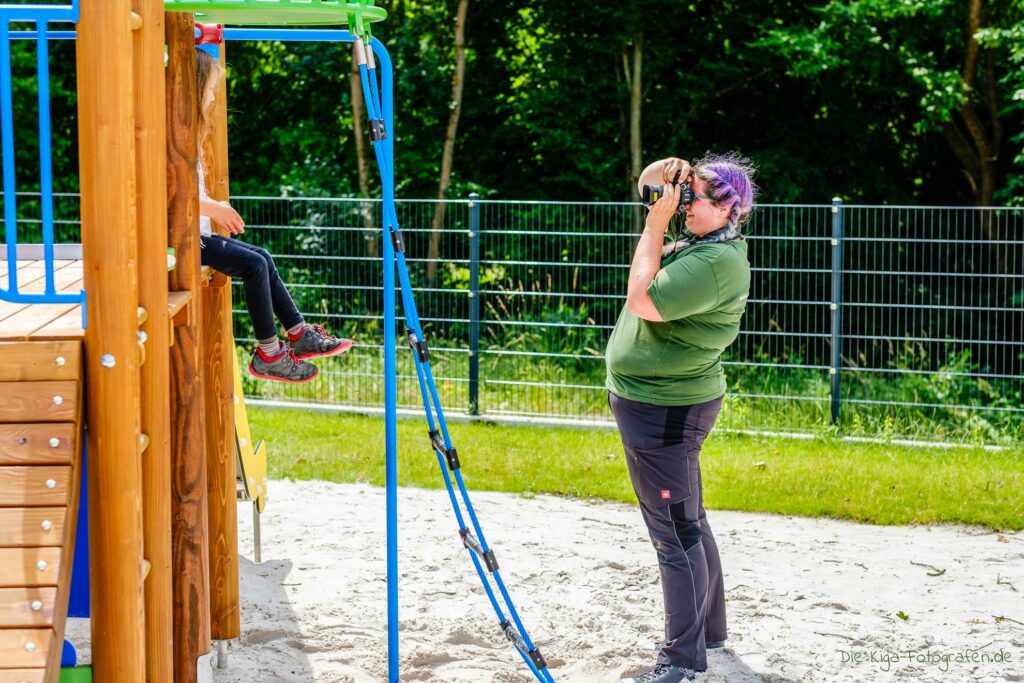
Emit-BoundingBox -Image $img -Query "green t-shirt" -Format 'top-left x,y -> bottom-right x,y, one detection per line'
605,238 -> 750,405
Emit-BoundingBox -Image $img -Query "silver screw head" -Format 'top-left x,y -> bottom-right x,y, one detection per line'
54,356 -> 66,366
45,479 -> 57,490
101,354 -> 116,368
49,437 -> 60,448
52,395 -> 63,406
31,600 -> 42,611
25,641 -> 36,652
36,560 -> 48,571
41,520 -> 52,531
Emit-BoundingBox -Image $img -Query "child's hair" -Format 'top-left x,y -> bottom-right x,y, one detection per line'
195,49 -> 222,163
691,151 -> 758,232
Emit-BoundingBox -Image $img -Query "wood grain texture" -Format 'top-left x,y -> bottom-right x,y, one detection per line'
166,11 -> 211,683
0,424 -> 75,466
0,382 -> 78,423
77,0 -> 146,679
0,341 -> 79,382
0,547 -> 62,587
133,2 -> 174,681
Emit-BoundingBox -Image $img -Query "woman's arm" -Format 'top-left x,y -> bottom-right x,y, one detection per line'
628,178 -> 687,321
200,198 -> 245,235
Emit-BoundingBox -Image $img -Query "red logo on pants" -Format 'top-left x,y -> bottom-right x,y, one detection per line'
660,489 -> 671,500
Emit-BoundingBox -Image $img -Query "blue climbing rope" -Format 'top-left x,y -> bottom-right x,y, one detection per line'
355,37 -> 557,683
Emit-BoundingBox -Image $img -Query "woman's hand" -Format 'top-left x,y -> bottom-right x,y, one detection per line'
661,157 -> 692,185
646,182 -> 678,234
210,200 -> 245,235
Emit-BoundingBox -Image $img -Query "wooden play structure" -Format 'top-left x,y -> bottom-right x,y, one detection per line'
0,2 -> 268,681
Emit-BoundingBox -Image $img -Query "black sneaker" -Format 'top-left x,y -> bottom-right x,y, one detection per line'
288,324 -> 353,360
622,664 -> 696,683
248,344 -> 319,383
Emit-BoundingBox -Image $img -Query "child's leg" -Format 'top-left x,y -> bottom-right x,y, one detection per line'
200,234 -> 280,343
222,239 -> 304,332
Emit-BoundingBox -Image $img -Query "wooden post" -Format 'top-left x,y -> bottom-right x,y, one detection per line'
166,12 -> 211,682
204,44 -> 241,642
133,1 -> 173,681
76,0 -> 146,680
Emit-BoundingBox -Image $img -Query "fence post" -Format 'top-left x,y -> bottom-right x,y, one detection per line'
468,193 -> 481,415
830,197 -> 844,425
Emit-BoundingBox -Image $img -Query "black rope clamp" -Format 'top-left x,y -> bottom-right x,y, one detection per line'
429,429 -> 460,470
368,118 -> 387,141
501,620 -> 547,670
460,528 -> 499,572
405,329 -> 430,363
390,228 -> 405,254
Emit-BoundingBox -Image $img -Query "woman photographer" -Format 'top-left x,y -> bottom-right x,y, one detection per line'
607,153 -> 756,683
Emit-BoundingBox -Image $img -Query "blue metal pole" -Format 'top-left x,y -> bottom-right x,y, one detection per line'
36,22 -> 56,294
373,39 -> 401,683
0,21 -> 20,292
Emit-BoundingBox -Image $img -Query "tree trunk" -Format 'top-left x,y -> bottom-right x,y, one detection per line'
940,0 -> 1007,271
622,32 -> 643,231
427,0 -> 470,283
350,42 -> 377,257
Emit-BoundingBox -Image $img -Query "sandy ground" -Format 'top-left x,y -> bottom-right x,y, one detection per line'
204,479 -> 1023,683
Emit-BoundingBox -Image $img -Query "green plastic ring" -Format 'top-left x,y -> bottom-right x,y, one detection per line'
164,1 -> 387,30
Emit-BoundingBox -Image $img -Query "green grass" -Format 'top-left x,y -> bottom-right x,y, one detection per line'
250,406 -> 1024,531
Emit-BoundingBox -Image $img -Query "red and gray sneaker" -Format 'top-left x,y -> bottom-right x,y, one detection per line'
248,344 -> 319,383
288,323 -> 354,360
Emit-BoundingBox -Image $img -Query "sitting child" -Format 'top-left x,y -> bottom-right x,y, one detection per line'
195,49 -> 352,382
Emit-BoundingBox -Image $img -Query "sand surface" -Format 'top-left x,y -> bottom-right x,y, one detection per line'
210,479 -> 1023,682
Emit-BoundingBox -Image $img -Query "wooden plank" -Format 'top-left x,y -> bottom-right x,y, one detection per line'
0,629 -> 53,668
0,547 -> 62,587
0,466 -> 71,506
26,307 -> 85,341
0,508 -> 65,547
0,670 -> 47,683
0,341 -> 80,382
0,424 -> 74,466
203,281 -> 239,640
134,5 -> 173,679
77,0 -> 146,679
167,12 -> 212,682
167,290 -> 193,321
0,262 -> 78,324
206,40 -> 240,640
0,267 -> 85,341
0,587 -> 56,627
0,382 -> 78,423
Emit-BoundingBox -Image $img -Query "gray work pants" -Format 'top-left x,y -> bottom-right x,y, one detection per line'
608,391 -> 727,672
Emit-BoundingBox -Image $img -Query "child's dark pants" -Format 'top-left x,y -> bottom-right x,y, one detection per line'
200,234 -> 303,341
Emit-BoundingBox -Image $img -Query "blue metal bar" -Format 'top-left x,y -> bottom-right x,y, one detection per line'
0,5 -> 78,22
0,20 -> 18,292
36,22 -> 55,294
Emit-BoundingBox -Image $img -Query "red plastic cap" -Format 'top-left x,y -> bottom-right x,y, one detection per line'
195,22 -> 224,46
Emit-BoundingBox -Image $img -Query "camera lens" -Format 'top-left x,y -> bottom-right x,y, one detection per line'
642,184 -> 663,206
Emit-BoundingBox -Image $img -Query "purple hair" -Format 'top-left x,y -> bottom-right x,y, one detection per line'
692,151 -> 758,233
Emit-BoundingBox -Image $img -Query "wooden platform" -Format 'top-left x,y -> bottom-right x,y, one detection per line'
1,260 -> 212,342
0,261 -> 85,342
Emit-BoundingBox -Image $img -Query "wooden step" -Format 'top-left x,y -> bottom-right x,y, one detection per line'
0,547 -> 62,587
0,382 -> 78,423
0,424 -> 75,466
0,467 -> 71,506
0,670 -> 47,683
0,587 -> 57,627
0,341 -> 80,383
0,628 -> 53,668
0,508 -> 66,547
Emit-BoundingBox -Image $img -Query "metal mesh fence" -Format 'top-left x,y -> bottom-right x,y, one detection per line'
4,193 -> 1021,443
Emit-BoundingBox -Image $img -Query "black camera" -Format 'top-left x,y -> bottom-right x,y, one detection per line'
641,181 -> 696,216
